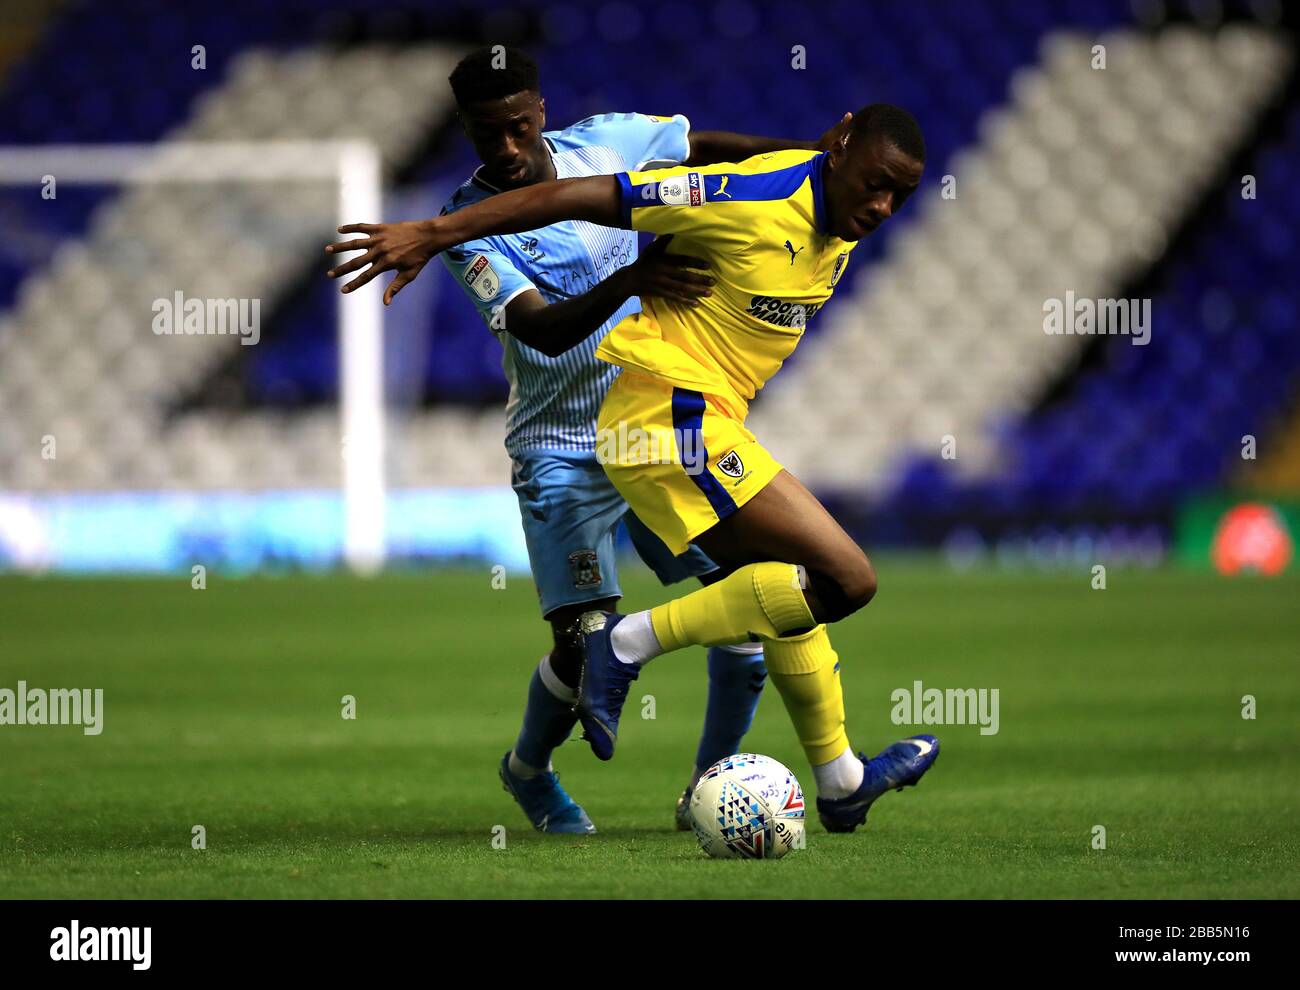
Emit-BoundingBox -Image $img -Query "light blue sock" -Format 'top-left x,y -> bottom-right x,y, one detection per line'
512,658 -> 578,771
692,645 -> 767,780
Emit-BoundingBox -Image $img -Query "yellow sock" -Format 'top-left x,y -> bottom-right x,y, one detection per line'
650,561 -> 814,651
762,625 -> 850,766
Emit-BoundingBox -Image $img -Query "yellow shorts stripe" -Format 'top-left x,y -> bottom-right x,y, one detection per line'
597,371 -> 783,555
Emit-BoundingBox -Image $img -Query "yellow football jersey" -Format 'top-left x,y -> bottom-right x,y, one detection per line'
596,149 -> 856,414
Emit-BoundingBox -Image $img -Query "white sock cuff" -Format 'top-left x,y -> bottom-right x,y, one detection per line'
538,653 -> 578,702
608,610 -> 663,666
812,745 -> 863,800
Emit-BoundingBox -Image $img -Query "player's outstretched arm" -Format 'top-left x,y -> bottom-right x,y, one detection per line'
506,235 -> 712,357
325,175 -> 622,304
685,112 -> 852,166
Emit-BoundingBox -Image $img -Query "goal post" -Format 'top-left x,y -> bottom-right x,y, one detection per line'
0,140 -> 387,573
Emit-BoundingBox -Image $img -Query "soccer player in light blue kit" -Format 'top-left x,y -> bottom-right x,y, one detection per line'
434,48 -> 845,832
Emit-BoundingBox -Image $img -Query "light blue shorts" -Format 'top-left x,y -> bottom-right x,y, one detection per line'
511,447 -> 718,618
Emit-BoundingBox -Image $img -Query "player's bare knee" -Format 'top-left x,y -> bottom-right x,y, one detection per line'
806,560 -> 876,622
850,558 -> 878,608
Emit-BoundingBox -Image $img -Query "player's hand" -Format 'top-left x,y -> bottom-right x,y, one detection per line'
325,219 -> 445,305
621,235 -> 714,305
815,112 -> 853,152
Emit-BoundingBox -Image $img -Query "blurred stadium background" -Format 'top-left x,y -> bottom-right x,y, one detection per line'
0,0 -> 1296,577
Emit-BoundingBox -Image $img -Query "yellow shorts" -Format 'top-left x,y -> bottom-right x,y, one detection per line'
596,370 -> 783,555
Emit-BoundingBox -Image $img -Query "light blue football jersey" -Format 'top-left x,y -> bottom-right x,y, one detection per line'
439,112 -> 691,455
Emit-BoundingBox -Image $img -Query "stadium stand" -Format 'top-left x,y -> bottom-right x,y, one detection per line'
0,0 -> 1296,569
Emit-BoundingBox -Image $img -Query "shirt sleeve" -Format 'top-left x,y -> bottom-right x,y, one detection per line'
614,162 -> 745,238
626,112 -> 692,169
570,111 -> 692,170
439,239 -> 536,330
614,152 -> 819,241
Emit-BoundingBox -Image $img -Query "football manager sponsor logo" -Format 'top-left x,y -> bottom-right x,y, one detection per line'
746,295 -> 821,329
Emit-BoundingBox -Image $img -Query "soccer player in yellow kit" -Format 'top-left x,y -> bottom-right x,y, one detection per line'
327,104 -> 939,832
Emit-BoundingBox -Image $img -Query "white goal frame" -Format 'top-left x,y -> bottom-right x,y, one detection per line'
0,141 -> 386,573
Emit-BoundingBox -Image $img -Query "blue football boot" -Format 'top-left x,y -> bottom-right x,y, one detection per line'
674,783 -> 695,831
572,611 -> 638,761
498,752 -> 596,834
816,735 -> 940,833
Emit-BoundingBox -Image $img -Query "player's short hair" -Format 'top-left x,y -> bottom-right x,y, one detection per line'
449,46 -> 540,106
851,104 -> 926,163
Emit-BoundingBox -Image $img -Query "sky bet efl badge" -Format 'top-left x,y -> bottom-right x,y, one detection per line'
656,171 -> 705,206
463,253 -> 499,301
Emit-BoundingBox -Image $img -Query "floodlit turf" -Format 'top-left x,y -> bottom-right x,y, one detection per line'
0,562 -> 1297,899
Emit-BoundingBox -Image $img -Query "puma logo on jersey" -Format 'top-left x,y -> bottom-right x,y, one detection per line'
714,176 -> 732,198
784,240 -> 804,265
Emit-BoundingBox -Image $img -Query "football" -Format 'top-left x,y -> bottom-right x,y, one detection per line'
688,753 -> 805,859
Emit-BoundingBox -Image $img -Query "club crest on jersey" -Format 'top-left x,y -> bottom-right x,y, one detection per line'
463,253 -> 500,301
829,251 -> 849,287
568,549 -> 602,589
717,450 -> 745,479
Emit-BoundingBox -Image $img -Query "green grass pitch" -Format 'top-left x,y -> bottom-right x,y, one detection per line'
1,562 -> 1297,899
